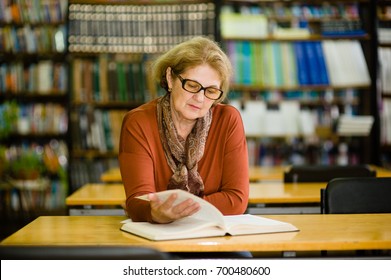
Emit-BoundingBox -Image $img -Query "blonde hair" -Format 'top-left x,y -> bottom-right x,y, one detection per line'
151,36 -> 232,103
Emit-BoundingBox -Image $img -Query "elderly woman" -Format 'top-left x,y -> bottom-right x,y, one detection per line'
119,36 -> 249,224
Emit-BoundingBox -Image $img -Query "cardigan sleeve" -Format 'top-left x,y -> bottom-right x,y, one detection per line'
118,106 -> 157,222
202,105 -> 249,215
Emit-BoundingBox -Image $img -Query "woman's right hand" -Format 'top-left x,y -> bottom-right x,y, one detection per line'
148,192 -> 200,224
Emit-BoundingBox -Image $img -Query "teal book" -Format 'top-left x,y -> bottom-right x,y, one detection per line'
235,41 -> 244,84
241,41 -> 252,85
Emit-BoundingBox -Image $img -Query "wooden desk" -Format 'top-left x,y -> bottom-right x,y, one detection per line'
248,181 -> 325,214
372,165 -> 391,177
1,214 -> 391,255
100,166 -> 288,183
100,165 -> 391,183
65,183 -> 125,216
66,182 -> 325,215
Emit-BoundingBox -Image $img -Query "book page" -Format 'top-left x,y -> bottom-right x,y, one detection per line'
137,189 -> 225,228
223,214 -> 299,236
121,216 -> 225,241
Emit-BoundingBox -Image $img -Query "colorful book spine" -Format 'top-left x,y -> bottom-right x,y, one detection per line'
293,42 -> 310,86
313,41 -> 330,85
241,41 -> 252,85
303,41 -> 320,85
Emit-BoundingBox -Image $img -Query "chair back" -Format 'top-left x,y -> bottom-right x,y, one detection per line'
0,245 -> 173,260
283,164 -> 376,183
321,177 -> 391,214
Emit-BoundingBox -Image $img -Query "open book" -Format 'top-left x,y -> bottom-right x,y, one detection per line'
120,189 -> 299,241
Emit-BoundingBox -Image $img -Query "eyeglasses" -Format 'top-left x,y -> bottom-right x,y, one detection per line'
174,73 -> 223,101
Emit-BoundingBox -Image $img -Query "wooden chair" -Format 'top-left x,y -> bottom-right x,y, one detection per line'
321,177 -> 391,214
0,245 -> 173,260
283,164 -> 376,183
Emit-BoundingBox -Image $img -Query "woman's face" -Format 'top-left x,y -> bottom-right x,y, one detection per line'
167,64 -> 221,123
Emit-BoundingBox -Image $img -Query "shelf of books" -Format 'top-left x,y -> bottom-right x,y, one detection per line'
219,0 -> 378,166
378,0 -> 391,168
67,0 -> 216,191
0,0 -> 70,224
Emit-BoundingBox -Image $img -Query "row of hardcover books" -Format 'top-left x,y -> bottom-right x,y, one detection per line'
231,99 -> 314,137
70,107 -> 127,153
230,99 -> 357,138
223,2 -> 361,19
3,103 -> 68,135
67,2 -> 215,53
0,25 -> 67,53
220,3 -> 364,39
0,61 -> 68,94
0,0 -> 68,24
224,40 -> 370,87
247,138 -> 361,167
71,54 -> 158,103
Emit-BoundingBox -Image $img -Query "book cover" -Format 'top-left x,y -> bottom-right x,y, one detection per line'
321,40 -> 344,86
302,41 -> 320,85
121,189 -> 298,241
313,41 -> 330,86
280,42 -> 297,87
263,42 -> 275,87
241,41 -> 252,85
252,41 -> 264,86
230,100 -> 266,136
293,42 -> 310,86
234,41 -> 244,84
272,42 -> 284,86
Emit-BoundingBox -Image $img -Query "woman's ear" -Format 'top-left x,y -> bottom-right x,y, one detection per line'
166,67 -> 173,89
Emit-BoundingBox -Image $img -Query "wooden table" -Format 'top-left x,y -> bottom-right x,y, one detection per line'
101,166 -> 288,183
101,165 -> 391,183
65,183 -> 126,216
66,182 -> 326,215
248,181 -> 325,214
2,214 -> 391,256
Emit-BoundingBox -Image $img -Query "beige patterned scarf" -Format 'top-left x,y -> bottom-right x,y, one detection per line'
157,94 -> 212,197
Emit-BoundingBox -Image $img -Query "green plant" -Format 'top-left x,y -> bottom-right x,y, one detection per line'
7,151 -> 47,180
0,100 -> 18,139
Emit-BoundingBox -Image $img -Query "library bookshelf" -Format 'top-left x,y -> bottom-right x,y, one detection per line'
219,0 -> 380,167
0,0 -> 70,236
66,0 -> 216,192
377,0 -> 391,168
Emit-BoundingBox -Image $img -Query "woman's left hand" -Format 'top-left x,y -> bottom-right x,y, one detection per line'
148,192 -> 200,224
